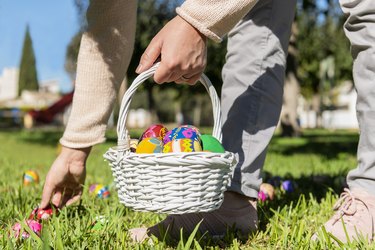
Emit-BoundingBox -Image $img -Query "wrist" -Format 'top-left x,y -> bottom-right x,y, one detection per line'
60,145 -> 91,163
175,15 -> 207,42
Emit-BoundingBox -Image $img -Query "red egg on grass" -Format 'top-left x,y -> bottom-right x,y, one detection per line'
29,205 -> 57,221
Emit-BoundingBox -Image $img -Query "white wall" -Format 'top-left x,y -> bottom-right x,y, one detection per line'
0,68 -> 19,101
298,82 -> 358,130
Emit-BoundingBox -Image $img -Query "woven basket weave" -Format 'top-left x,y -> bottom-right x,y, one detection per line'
104,63 -> 236,214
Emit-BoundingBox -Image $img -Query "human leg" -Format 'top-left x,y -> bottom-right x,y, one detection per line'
221,0 -> 296,199
313,0 -> 375,243
130,0 -> 296,242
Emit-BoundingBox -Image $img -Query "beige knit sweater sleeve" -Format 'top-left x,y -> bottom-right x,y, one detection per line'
177,0 -> 258,42
60,0 -> 258,148
60,0 -> 137,148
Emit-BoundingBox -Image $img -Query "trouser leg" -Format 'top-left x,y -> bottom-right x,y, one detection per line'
339,0 -> 375,195
221,0 -> 296,198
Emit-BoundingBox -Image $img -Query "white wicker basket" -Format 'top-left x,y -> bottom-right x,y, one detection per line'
104,63 -> 236,214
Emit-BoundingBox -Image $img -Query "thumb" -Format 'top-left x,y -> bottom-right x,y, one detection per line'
136,38 -> 162,74
40,181 -> 54,209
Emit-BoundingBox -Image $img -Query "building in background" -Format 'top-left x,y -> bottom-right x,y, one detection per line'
0,67 -> 19,101
298,81 -> 358,130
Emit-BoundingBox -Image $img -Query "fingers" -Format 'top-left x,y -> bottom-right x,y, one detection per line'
52,191 -> 62,208
153,63 -> 203,84
174,72 -> 202,85
135,16 -> 207,85
153,63 -> 179,84
65,193 -> 82,207
136,38 -> 162,74
57,187 -> 83,208
40,179 -> 55,209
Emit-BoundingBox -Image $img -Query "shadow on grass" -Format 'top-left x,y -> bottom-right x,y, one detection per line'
269,131 -> 359,159
1,128 -> 144,146
9,128 -> 359,160
0,127 -> 64,146
148,169 -> 351,248
257,170 -> 348,232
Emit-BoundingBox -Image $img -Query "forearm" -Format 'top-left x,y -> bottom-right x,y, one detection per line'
60,0 -> 137,148
177,0 -> 258,42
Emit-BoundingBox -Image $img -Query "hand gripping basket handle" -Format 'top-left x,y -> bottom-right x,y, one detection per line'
117,62 -> 223,148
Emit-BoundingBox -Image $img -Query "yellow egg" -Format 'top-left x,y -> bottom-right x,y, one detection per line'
136,137 -> 163,154
23,170 -> 40,185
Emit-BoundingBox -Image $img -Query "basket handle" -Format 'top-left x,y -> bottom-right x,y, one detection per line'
117,63 -> 222,148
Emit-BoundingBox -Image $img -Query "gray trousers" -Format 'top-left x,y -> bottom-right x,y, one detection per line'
222,0 -> 375,198
340,0 -> 375,196
221,0 -> 296,198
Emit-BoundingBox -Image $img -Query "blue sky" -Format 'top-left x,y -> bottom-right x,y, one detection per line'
0,0 -> 80,93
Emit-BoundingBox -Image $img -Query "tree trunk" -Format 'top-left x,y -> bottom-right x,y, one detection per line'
193,95 -> 202,127
280,71 -> 301,137
148,84 -> 159,124
280,21 -> 301,137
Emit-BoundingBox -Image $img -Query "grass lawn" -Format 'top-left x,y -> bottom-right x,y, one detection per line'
0,128 -> 372,249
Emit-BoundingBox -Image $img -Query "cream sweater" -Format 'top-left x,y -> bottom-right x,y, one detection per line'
60,0 -> 258,148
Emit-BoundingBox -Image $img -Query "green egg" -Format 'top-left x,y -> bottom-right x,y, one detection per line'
200,134 -> 225,153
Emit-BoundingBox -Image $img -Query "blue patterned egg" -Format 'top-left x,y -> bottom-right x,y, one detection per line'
163,126 -> 201,144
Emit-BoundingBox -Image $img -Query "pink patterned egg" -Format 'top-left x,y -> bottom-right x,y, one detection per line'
140,124 -> 168,141
12,220 -> 42,239
179,125 -> 201,135
163,138 -> 202,153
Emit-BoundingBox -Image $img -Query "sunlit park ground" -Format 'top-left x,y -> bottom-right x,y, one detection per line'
1,128 -> 374,249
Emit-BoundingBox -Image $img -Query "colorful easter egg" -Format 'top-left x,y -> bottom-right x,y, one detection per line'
23,170 -> 39,185
140,124 -> 168,141
89,184 -> 110,199
163,130 -> 173,144
29,205 -> 57,221
12,220 -> 42,239
179,125 -> 201,135
281,180 -> 294,193
259,183 -> 275,201
91,215 -> 108,231
163,126 -> 201,144
136,137 -> 163,154
163,138 -> 202,153
36,207 -> 54,220
200,134 -> 225,153
129,139 -> 139,152
258,191 -> 267,202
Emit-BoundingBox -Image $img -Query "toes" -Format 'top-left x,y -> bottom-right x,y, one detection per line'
129,227 -> 149,242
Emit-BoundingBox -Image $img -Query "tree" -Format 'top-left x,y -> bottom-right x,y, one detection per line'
280,22 -> 302,137
64,0 -> 87,81
65,32 -> 82,81
18,25 -> 39,96
279,0 -> 352,135
67,0 -> 228,126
